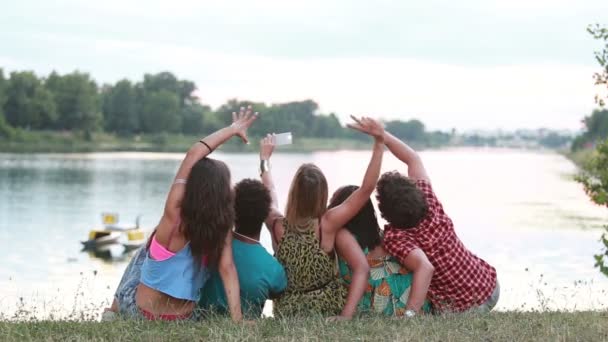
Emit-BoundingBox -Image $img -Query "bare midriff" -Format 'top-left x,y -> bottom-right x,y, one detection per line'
135,283 -> 195,316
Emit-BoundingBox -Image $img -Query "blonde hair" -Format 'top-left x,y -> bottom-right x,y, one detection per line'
285,163 -> 328,225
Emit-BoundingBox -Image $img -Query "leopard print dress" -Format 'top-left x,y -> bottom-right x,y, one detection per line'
273,218 -> 347,317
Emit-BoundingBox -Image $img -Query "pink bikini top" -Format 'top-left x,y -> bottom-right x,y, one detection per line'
149,219 -> 208,265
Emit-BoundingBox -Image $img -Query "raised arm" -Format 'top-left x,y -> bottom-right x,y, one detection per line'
383,131 -> 429,182
218,232 -> 243,322
163,106 -> 258,223
333,229 -> 370,320
323,117 -> 384,232
260,134 -> 284,251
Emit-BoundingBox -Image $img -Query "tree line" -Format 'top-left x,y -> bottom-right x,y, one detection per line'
571,108 -> 608,151
0,69 -> 446,146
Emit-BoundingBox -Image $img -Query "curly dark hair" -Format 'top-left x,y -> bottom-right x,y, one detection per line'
234,178 -> 272,237
328,185 -> 382,251
376,171 -> 428,229
181,157 -> 234,270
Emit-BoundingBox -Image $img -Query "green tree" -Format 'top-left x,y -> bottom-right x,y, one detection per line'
46,71 -> 102,132
102,80 -> 139,135
215,99 -> 267,135
4,71 -> 57,129
141,72 -> 195,107
0,69 -> 6,117
0,69 -> 11,138
385,119 -> 426,143
0,113 -> 13,139
0,69 -> 12,139
590,24 -> 608,107
571,109 -> 608,151
576,140 -> 608,276
312,113 -> 344,138
140,90 -> 181,133
273,100 -> 318,137
180,103 -> 216,135
576,24 -> 608,277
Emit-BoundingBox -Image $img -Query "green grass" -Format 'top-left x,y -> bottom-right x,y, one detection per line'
1,312 -> 607,341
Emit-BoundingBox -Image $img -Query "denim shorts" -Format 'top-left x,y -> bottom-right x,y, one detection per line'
114,246 -> 147,318
113,246 -> 197,321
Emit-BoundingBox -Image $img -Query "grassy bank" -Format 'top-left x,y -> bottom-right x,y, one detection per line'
1,312 -> 607,341
566,148 -> 596,168
0,130 -> 374,153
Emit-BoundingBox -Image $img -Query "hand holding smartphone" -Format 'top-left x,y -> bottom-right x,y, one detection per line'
273,132 -> 293,146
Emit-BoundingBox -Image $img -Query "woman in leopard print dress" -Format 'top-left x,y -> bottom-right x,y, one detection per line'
272,218 -> 347,316
259,117 -> 386,320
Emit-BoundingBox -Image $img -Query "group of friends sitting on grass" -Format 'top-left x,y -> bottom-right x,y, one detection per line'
104,106 -> 499,322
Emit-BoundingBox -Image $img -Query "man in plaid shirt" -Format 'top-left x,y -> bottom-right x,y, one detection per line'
375,130 -> 499,315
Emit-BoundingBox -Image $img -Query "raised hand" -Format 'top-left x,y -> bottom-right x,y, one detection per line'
231,105 -> 259,144
347,116 -> 385,141
260,133 -> 276,160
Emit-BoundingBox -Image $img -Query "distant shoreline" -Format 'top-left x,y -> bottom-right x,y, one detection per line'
0,130 -> 567,154
0,131 -> 382,154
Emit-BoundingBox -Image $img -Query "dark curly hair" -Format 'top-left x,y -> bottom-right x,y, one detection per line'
234,178 -> 272,237
328,185 -> 382,251
181,157 -> 234,270
376,171 -> 428,229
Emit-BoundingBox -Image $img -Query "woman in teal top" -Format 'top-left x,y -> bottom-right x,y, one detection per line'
330,185 -> 432,316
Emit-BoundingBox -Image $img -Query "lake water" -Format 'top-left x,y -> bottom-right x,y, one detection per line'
1,148 -> 607,319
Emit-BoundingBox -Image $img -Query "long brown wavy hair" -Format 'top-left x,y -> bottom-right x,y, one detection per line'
181,157 -> 234,269
285,163 -> 328,226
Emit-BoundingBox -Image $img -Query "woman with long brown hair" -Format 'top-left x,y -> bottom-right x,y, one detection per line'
260,117 -> 385,320
109,106 -> 258,322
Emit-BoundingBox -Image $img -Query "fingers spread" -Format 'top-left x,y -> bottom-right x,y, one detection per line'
247,112 -> 259,125
347,123 -> 363,131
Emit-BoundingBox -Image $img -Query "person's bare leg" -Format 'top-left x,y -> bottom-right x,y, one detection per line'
103,298 -> 118,313
110,298 -> 118,312
101,298 -> 119,322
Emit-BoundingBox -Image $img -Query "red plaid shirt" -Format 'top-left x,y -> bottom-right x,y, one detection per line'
383,180 -> 497,312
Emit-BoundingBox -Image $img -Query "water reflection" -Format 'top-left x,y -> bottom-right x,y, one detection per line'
83,245 -> 139,264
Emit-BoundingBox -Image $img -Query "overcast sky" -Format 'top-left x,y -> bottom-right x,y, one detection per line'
1,0 -> 607,131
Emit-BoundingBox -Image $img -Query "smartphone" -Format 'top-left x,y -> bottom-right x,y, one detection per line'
274,132 -> 293,146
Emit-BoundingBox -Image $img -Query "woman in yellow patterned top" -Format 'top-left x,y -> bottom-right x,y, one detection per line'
330,185 -> 432,316
259,117 -> 386,320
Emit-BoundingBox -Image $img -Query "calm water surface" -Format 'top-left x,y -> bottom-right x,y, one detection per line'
0,149 -> 607,318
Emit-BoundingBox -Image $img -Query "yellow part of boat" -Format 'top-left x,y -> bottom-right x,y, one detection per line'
127,230 -> 145,241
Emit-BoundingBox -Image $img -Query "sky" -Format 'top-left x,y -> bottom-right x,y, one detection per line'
1,0 -> 607,131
